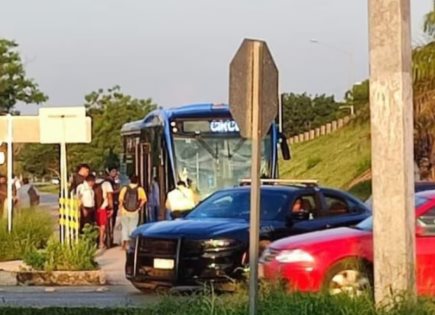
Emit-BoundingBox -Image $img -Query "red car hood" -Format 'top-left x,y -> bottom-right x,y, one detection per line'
270,227 -> 372,250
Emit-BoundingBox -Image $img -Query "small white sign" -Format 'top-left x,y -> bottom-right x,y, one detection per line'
153,258 -> 175,270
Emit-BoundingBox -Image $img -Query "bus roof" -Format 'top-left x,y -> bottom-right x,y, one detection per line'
121,103 -> 231,136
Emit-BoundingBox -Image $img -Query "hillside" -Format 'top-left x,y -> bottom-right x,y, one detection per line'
280,120 -> 371,192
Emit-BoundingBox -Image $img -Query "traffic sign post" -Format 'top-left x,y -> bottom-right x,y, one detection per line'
368,0 -> 415,304
229,39 -> 278,315
0,108 -> 91,238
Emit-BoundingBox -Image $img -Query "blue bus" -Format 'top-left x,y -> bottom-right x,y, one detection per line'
120,103 -> 290,213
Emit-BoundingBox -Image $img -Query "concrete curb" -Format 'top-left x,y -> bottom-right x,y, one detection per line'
0,269 -> 106,286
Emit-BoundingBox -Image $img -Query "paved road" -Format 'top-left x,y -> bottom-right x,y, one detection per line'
0,286 -> 160,308
40,192 -> 58,209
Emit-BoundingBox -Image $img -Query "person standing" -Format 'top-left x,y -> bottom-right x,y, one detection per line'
0,175 -> 7,218
16,178 -> 40,209
165,180 -> 195,219
105,167 -> 120,226
118,175 -> 147,250
69,164 -> 90,195
148,177 -> 160,222
76,174 -> 96,231
94,177 -> 114,249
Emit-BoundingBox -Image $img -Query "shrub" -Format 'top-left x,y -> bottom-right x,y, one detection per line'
24,225 -> 99,271
0,208 -> 53,261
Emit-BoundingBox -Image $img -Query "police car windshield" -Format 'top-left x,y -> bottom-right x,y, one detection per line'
187,189 -> 289,220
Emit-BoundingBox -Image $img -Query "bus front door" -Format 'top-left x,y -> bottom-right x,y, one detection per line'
135,143 -> 151,222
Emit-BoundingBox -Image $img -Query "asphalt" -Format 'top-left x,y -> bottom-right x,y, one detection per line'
0,285 -> 161,308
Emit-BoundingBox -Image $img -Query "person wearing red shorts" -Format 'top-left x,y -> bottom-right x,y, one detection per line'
94,179 -> 114,250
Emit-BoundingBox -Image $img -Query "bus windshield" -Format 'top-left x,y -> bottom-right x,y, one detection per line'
173,134 -> 271,198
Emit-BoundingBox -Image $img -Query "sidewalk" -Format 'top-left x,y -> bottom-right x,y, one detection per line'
0,246 -> 131,287
95,246 -> 131,286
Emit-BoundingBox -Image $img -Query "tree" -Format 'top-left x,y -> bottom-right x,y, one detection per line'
17,144 -> 59,178
19,86 -> 156,176
0,39 -> 47,112
282,93 -> 344,136
423,1 -> 435,38
67,86 -> 156,171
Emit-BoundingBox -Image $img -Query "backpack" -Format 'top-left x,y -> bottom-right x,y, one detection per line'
28,185 -> 40,206
94,182 -> 104,209
123,186 -> 140,212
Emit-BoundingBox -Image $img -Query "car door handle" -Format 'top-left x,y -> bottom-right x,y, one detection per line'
325,224 -> 331,229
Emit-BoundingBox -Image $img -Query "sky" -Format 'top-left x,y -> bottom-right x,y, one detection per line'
0,0 -> 433,114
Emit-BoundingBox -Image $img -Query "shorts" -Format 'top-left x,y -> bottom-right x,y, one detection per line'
96,209 -> 109,227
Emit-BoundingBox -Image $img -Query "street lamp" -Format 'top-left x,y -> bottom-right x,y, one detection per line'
309,39 -> 355,94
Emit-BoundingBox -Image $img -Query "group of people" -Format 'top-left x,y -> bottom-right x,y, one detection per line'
69,162 -> 203,250
0,175 -> 40,218
70,164 -> 147,251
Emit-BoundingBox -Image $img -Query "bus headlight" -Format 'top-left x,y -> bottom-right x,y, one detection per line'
275,249 -> 314,263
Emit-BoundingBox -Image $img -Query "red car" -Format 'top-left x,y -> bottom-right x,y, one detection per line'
260,191 -> 435,296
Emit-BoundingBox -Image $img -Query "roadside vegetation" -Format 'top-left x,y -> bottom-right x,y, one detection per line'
1,289 -> 435,315
0,209 -> 53,261
23,225 -> 98,271
280,120 -> 371,191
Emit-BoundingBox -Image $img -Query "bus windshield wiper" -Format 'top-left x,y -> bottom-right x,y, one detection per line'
226,139 -> 245,159
195,134 -> 218,159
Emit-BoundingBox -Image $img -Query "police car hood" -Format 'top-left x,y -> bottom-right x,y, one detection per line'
132,218 -> 254,240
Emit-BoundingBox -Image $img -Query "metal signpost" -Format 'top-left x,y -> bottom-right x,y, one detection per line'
229,39 -> 278,315
40,107 -> 91,244
368,0 -> 415,304
0,108 -> 91,240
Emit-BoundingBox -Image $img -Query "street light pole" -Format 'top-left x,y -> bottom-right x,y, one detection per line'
309,39 -> 355,93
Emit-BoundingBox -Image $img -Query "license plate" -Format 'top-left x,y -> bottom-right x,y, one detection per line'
153,258 -> 175,270
258,264 -> 264,278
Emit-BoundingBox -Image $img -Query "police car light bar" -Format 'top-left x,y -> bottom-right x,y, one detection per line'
239,178 -> 318,186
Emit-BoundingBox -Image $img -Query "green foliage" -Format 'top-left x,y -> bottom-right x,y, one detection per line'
1,290 -> 435,315
281,121 -> 371,189
24,225 -> 98,271
423,5 -> 435,38
348,180 -> 372,201
282,93 -> 345,137
0,39 -> 48,112
19,86 -> 156,174
16,144 -> 59,177
0,209 -> 53,261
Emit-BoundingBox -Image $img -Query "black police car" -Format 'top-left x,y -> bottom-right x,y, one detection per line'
125,182 -> 370,292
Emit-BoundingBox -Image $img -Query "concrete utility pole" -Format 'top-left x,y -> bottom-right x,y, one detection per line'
368,0 -> 415,304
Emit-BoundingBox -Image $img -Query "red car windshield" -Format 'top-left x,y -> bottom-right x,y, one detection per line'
356,195 -> 428,231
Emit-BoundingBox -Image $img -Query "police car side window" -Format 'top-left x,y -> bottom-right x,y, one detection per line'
324,195 -> 350,216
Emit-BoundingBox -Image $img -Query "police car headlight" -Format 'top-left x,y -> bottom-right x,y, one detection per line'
275,249 -> 314,263
203,239 -> 238,250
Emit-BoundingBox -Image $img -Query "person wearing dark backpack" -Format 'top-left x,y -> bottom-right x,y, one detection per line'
118,175 -> 147,250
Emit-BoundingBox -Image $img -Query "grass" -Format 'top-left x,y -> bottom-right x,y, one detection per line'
0,208 -> 53,261
281,121 -> 371,189
348,180 -> 372,201
0,290 -> 434,315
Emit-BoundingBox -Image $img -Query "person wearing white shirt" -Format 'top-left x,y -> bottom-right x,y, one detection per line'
76,174 -> 96,232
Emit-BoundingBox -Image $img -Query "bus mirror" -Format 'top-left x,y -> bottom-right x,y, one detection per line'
280,134 -> 291,160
